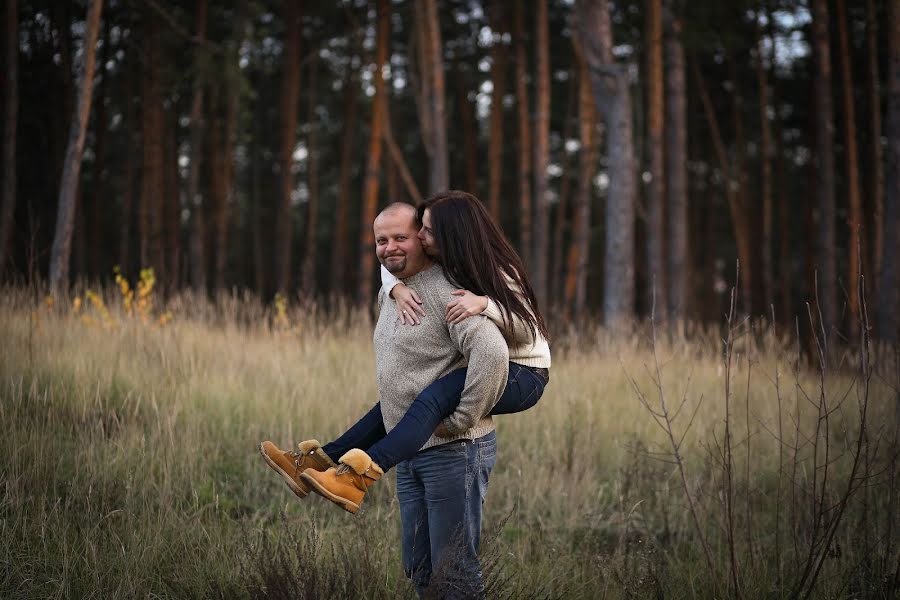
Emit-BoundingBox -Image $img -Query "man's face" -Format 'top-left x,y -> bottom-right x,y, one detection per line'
417,209 -> 439,258
374,209 -> 429,278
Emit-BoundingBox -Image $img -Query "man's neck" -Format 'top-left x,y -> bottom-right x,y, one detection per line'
398,258 -> 435,280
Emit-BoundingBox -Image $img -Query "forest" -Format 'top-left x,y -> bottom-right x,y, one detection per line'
3,2 -> 900,598
2,0 -> 897,341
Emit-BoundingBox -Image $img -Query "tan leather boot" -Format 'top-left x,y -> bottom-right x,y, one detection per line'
300,448 -> 384,514
258,439 -> 337,499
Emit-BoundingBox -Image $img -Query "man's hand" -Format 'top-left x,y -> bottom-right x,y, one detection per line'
445,290 -> 488,324
391,282 -> 426,325
434,422 -> 452,438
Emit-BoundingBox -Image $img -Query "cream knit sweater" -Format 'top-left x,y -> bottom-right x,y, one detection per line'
381,265 -> 551,369
375,264 -> 510,442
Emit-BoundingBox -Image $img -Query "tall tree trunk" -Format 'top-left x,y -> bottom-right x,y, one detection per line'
188,0 -> 208,293
455,63 -> 478,194
665,2 -> 688,320
756,10 -> 774,313
564,47 -> 598,323
250,76 -> 265,295
357,0 -> 389,304
88,13 -> 111,281
730,57 -> 756,313
49,0 -> 104,296
206,86 -> 225,292
836,0 -> 863,338
332,63 -> 357,297
164,107 -> 180,293
214,3 -> 247,294
302,49 -> 320,297
513,0 -> 532,267
645,0 -> 666,317
693,60 -> 754,314
120,68 -> 135,276
275,0 -> 301,293
551,76 -> 578,308
421,0 -> 448,192
575,0 -> 637,326
811,0 -> 838,334
139,10 -> 166,279
867,0 -> 884,300
532,0 -> 551,308
0,0 -> 19,275
487,3 -> 508,219
879,0 -> 900,343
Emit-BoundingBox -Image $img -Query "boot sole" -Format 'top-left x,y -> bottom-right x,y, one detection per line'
300,472 -> 361,514
258,443 -> 310,499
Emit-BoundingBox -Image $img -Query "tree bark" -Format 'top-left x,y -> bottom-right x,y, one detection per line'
532,0 -> 551,308
275,0 -> 301,294
645,0 -> 666,317
357,0 -> 389,304
302,49 -> 320,297
487,3 -> 508,219
455,63 -> 478,194
0,0 -> 19,276
421,0 -> 448,192
867,0 -> 884,299
332,63 -> 357,297
692,60 -> 754,314
879,0 -> 900,343
564,47 -> 598,323
188,0 -> 208,293
139,10 -> 166,279
755,10 -> 774,313
120,68 -> 136,276
575,0 -> 637,326
811,0 -> 838,333
551,76 -> 578,308
513,0 -> 532,267
836,0 -> 863,338
665,2 -> 688,320
164,107 -> 181,292
88,13 -> 112,281
49,0 -> 104,296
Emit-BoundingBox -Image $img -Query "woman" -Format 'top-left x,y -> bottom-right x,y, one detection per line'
259,191 -> 550,513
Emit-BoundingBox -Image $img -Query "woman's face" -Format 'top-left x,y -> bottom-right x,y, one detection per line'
418,209 -> 439,257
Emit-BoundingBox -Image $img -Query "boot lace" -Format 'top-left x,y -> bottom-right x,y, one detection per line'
288,448 -> 316,470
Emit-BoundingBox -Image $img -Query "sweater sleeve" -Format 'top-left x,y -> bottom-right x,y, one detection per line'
443,315 -> 509,435
482,296 -> 537,346
381,265 -> 401,298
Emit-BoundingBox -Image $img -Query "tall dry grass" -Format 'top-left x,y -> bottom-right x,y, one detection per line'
1,282 -> 897,598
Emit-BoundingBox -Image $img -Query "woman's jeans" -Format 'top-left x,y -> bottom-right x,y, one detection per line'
322,362 -> 547,470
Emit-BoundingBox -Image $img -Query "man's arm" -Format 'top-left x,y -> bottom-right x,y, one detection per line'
443,314 -> 509,435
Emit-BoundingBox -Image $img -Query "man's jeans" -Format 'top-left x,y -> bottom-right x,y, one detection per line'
322,362 -> 546,468
396,431 -> 497,598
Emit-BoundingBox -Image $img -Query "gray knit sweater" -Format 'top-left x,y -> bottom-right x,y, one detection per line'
374,263 -> 509,449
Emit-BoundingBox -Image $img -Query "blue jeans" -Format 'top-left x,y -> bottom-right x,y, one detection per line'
396,431 -> 497,598
322,362 -> 547,468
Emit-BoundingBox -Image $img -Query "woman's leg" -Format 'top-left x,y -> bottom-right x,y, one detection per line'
366,363 -> 546,471
321,402 -> 387,464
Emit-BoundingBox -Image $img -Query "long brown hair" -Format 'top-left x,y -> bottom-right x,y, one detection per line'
417,191 -> 549,343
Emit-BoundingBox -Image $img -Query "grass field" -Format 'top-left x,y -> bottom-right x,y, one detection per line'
1,284 -> 898,599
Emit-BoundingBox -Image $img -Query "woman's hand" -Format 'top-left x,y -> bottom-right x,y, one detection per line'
434,422 -> 452,438
445,290 -> 488,324
391,282 -> 426,325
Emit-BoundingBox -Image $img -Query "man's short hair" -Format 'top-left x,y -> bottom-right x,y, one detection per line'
376,202 -> 420,226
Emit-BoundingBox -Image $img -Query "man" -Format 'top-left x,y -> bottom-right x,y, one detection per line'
304,203 -> 509,595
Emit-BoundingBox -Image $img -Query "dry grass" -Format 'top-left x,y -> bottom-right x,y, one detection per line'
1,283 -> 897,598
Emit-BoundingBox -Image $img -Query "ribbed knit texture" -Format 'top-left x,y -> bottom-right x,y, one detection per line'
375,264 -> 509,445
381,265 -> 551,369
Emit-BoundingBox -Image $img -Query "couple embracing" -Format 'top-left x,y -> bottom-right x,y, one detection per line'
259,190 -> 551,597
